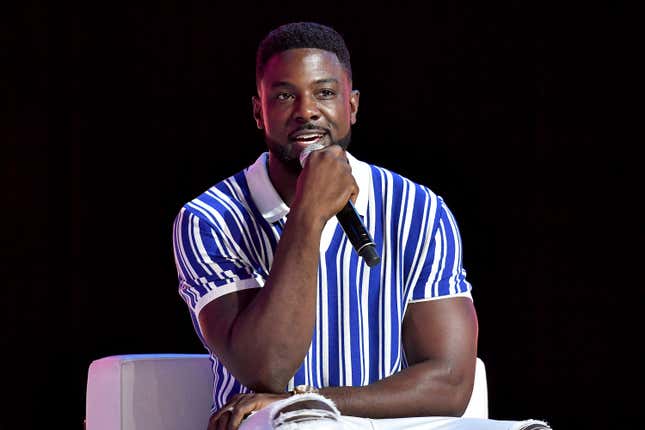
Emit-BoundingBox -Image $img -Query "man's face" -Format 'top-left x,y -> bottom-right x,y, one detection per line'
253,48 -> 359,172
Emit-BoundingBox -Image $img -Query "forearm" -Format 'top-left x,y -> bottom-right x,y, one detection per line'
319,359 -> 473,418
224,207 -> 325,391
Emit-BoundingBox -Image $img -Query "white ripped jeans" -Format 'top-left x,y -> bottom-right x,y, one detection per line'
238,393 -> 551,430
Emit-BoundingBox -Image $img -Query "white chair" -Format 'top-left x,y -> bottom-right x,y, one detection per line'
85,354 -> 488,430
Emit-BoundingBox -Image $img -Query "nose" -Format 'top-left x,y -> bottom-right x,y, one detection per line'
293,95 -> 320,122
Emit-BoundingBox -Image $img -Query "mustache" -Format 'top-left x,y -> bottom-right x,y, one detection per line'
289,123 -> 330,136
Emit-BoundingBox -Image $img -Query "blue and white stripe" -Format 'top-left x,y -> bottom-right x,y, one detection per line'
172,152 -> 472,410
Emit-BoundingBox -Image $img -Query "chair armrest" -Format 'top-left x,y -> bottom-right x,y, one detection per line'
86,354 -> 213,430
462,357 -> 488,418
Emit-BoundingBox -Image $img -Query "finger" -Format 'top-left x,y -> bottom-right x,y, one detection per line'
216,410 -> 230,430
350,180 -> 359,204
326,144 -> 345,156
207,413 -> 217,430
229,395 -> 287,430
229,399 -> 259,430
210,403 -> 236,424
208,407 -> 228,430
213,393 -> 249,422
230,393 -> 245,402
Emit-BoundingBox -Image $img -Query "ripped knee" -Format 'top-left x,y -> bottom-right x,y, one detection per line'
273,398 -> 341,428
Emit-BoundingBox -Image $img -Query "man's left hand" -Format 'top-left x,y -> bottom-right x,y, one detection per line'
208,392 -> 290,430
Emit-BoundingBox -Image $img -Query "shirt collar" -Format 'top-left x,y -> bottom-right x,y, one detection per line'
245,151 -> 370,224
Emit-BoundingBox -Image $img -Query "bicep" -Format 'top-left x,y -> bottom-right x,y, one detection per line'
402,297 -> 478,371
410,198 -> 472,302
173,209 -> 263,359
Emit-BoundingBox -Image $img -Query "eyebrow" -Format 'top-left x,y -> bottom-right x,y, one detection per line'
270,78 -> 339,89
313,78 -> 339,85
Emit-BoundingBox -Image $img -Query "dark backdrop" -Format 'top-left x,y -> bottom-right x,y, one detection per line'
3,2 -> 636,429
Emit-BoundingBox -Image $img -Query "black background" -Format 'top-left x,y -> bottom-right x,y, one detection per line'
2,1 -> 637,429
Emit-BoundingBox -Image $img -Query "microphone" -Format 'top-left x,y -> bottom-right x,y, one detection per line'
299,144 -> 381,267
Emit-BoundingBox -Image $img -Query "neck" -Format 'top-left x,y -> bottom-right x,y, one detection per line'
267,151 -> 299,207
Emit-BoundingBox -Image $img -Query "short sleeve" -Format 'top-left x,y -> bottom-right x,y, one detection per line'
409,198 -> 473,302
172,206 -> 262,316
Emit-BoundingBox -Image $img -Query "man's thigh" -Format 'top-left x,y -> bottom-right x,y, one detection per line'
350,417 -> 550,430
239,396 -> 549,430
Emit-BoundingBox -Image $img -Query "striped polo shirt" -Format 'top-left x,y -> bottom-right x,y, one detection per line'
172,151 -> 472,410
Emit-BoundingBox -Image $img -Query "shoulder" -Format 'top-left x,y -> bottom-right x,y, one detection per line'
176,169 -> 252,228
366,162 -> 443,208
361,161 -> 454,238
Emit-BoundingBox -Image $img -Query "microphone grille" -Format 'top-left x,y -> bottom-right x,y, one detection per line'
299,143 -> 325,168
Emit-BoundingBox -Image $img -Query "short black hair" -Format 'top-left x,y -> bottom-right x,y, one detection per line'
255,22 -> 352,84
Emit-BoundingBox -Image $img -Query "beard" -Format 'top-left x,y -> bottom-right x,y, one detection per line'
333,129 -> 352,150
266,129 -> 352,175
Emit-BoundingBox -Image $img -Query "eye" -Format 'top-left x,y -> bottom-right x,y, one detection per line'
276,92 -> 294,101
317,89 -> 336,99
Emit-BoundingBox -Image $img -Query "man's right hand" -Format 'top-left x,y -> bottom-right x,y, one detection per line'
292,144 -> 358,226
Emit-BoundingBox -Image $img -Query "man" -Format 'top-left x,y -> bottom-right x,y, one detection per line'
173,22 -> 551,430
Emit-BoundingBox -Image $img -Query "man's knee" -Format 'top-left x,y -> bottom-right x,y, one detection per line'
516,422 -> 552,430
273,398 -> 343,429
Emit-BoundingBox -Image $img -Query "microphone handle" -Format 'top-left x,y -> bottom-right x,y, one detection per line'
336,201 -> 381,267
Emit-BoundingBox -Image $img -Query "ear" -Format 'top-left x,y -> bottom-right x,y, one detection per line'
349,90 -> 360,125
252,95 -> 264,130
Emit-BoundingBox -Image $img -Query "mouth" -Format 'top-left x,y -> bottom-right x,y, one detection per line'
289,129 -> 328,145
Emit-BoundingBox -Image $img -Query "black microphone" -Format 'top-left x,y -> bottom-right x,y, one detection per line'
299,144 -> 381,267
